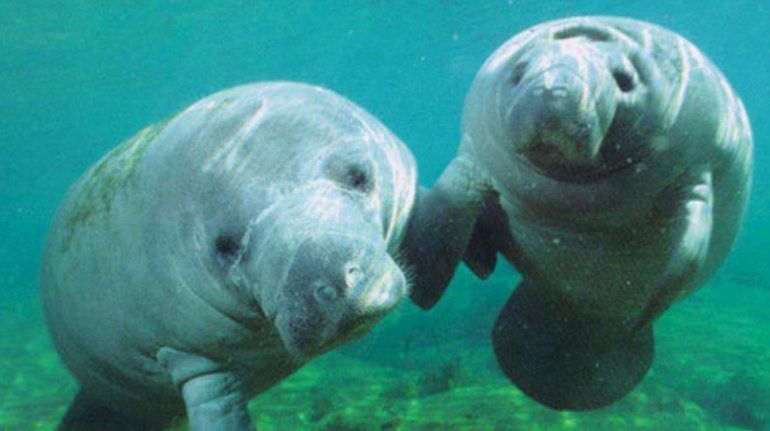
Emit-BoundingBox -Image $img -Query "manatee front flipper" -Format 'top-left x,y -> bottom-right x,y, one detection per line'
631,166 -> 714,332
58,390 -> 167,431
463,196 -> 511,279
401,156 -> 494,309
492,280 -> 653,410
158,348 -> 255,431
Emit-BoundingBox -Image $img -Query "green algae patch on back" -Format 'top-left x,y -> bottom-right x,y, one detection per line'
59,121 -> 166,254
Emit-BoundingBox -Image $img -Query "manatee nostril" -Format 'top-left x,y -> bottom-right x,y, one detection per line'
612,69 -> 635,92
314,283 -> 338,303
345,266 -> 363,289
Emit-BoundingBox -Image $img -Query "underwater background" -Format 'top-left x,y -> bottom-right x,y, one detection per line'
1,1 -> 768,429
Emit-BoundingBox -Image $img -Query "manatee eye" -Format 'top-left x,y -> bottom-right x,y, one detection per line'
343,164 -> 371,192
612,69 -> 635,92
324,153 -> 374,194
214,233 -> 242,264
510,61 -> 528,86
314,283 -> 339,303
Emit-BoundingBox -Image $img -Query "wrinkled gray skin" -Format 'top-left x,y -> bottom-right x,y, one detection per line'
402,17 -> 753,411
42,82 -> 416,430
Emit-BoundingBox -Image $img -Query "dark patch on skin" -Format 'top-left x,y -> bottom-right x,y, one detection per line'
345,165 -> 371,192
214,231 -> 245,267
612,69 -> 635,92
323,151 -> 375,194
552,24 -> 612,42
215,235 -> 240,257
510,61 -> 528,86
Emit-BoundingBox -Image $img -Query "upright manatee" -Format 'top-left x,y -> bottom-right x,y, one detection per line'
402,16 -> 753,410
42,82 -> 417,430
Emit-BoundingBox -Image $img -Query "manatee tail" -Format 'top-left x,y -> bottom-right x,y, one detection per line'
492,280 -> 653,411
58,390 -> 168,431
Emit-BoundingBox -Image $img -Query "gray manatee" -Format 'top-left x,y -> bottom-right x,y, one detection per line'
42,82 -> 416,430
402,17 -> 753,410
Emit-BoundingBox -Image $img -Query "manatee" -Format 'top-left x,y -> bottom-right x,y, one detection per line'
42,82 -> 417,430
402,17 -> 753,410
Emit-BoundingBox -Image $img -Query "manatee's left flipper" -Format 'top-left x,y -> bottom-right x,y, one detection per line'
158,348 -> 255,431
492,280 -> 654,411
631,165 -> 714,332
463,195 -> 511,279
401,155 -> 495,309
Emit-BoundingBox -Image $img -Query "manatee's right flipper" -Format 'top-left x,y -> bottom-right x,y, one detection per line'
158,347 -> 255,431
401,156 -> 494,309
492,280 -> 654,411
181,372 -> 254,431
630,166 -> 714,332
58,390 -> 167,431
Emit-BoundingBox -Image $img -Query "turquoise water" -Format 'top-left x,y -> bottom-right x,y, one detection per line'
1,1 -> 768,430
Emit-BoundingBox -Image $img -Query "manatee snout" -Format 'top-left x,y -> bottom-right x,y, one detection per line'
237,180 -> 408,358
505,38 -> 622,171
276,233 -> 406,357
519,67 -> 601,165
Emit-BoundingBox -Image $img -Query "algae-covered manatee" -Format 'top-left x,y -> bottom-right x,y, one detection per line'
42,82 -> 417,430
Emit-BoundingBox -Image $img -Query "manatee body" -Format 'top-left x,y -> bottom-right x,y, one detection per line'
42,82 -> 416,430
403,17 -> 753,410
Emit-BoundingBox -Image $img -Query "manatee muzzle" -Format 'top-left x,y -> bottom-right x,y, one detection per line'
507,42 -> 618,175
274,231 -> 406,358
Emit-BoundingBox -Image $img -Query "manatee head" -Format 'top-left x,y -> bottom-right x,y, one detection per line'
240,177 -> 408,359
181,83 -> 414,359
462,17 -> 674,182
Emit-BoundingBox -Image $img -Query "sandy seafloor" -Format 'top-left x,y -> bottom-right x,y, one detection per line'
2,266 -> 768,431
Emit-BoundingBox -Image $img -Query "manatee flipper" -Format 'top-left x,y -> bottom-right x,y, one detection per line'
58,390 -> 167,431
492,280 -> 654,411
158,348 -> 254,431
463,196 -> 511,279
182,373 -> 253,431
401,156 -> 494,309
632,166 -> 714,332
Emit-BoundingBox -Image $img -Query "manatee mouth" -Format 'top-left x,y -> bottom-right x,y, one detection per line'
522,139 -> 577,173
516,112 -> 604,181
519,142 -> 597,182
322,314 -> 381,352
517,114 -> 649,183
272,234 -> 406,359
278,288 -> 395,359
319,266 -> 405,353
